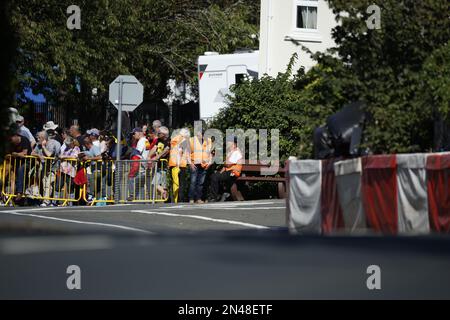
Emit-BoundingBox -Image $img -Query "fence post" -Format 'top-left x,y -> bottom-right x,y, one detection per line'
114,77 -> 123,204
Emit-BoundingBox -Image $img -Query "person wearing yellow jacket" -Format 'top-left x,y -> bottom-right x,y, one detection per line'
188,129 -> 212,204
169,128 -> 190,203
209,137 -> 243,202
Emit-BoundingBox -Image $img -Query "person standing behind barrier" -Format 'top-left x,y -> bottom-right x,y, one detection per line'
68,125 -> 85,205
69,124 -> 86,152
152,120 -> 162,134
58,128 -> 71,154
127,127 -> 150,201
32,131 -> 61,206
8,133 -> 32,202
188,128 -> 212,204
209,138 -> 243,202
54,137 -> 80,206
146,128 -> 158,151
87,128 -> 105,152
80,136 -> 104,203
169,128 -> 190,203
99,135 -> 117,190
98,130 -> 110,154
43,121 -> 59,134
124,130 -> 139,193
148,126 -> 170,200
150,127 -> 170,161
16,115 -> 36,149
56,127 -> 69,146
32,131 -> 61,158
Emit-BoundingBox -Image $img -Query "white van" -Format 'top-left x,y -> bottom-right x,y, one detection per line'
197,50 -> 259,120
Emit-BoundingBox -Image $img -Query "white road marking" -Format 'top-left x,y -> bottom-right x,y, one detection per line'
0,236 -> 114,255
0,210 -> 152,234
10,204 -> 133,212
132,210 -> 270,230
10,210 -> 133,214
167,201 -> 280,209
166,206 -> 285,210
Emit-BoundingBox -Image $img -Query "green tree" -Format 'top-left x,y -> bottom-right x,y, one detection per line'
211,55 -> 348,160
213,0 -> 450,159
0,0 -> 18,159
10,0 -> 259,128
420,42 -> 450,150
324,0 -> 450,153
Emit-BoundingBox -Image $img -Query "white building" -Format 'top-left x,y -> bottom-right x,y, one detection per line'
259,0 -> 337,76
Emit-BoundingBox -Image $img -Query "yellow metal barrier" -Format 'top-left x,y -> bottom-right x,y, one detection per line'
52,156 -> 83,206
115,158 -> 169,203
1,154 -> 83,206
1,155 -> 169,206
1,156 -> 14,206
82,159 -> 115,206
1,154 -> 39,205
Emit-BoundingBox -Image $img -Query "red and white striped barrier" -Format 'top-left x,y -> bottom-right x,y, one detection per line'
286,153 -> 450,235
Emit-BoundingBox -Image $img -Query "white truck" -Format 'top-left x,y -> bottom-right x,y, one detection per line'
197,50 -> 259,120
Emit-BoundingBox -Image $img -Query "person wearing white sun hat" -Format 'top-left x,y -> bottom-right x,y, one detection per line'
43,121 -> 58,131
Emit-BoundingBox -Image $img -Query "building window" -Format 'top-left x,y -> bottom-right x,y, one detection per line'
296,3 -> 318,29
297,6 -> 317,29
288,0 -> 322,42
235,73 -> 246,85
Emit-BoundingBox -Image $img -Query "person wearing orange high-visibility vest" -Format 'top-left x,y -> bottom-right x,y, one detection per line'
209,137 -> 243,202
188,128 -> 212,204
169,128 -> 190,203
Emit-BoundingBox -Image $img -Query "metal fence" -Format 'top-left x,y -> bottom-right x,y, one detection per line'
1,155 -> 168,206
31,102 -> 67,129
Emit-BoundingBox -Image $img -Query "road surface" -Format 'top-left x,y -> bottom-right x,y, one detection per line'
1,200 -> 450,299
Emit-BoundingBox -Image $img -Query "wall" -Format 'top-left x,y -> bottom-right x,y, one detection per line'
259,0 -> 337,77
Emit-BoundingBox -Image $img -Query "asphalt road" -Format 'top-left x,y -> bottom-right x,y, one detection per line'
0,200 -> 286,234
1,200 -> 450,299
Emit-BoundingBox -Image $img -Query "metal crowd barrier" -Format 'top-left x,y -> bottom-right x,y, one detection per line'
82,159 -> 115,206
1,155 -> 169,206
1,154 -> 82,206
115,159 -> 169,204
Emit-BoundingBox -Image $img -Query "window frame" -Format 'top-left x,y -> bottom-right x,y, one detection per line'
289,0 -> 322,43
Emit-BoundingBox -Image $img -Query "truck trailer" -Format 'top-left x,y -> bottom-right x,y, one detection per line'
197,50 -> 259,120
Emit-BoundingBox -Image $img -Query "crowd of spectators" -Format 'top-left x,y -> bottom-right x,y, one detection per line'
1,115 -> 243,206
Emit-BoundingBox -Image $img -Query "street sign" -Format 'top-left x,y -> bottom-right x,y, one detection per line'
109,75 -> 144,112
109,75 -> 144,203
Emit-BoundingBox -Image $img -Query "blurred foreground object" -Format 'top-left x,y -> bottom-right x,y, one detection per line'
314,101 -> 367,159
0,0 -> 17,160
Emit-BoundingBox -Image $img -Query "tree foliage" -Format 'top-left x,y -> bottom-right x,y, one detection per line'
421,42 -> 450,121
323,0 -> 450,153
0,0 -> 17,159
211,55 -> 348,160
9,0 -> 259,126
213,0 -> 450,159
